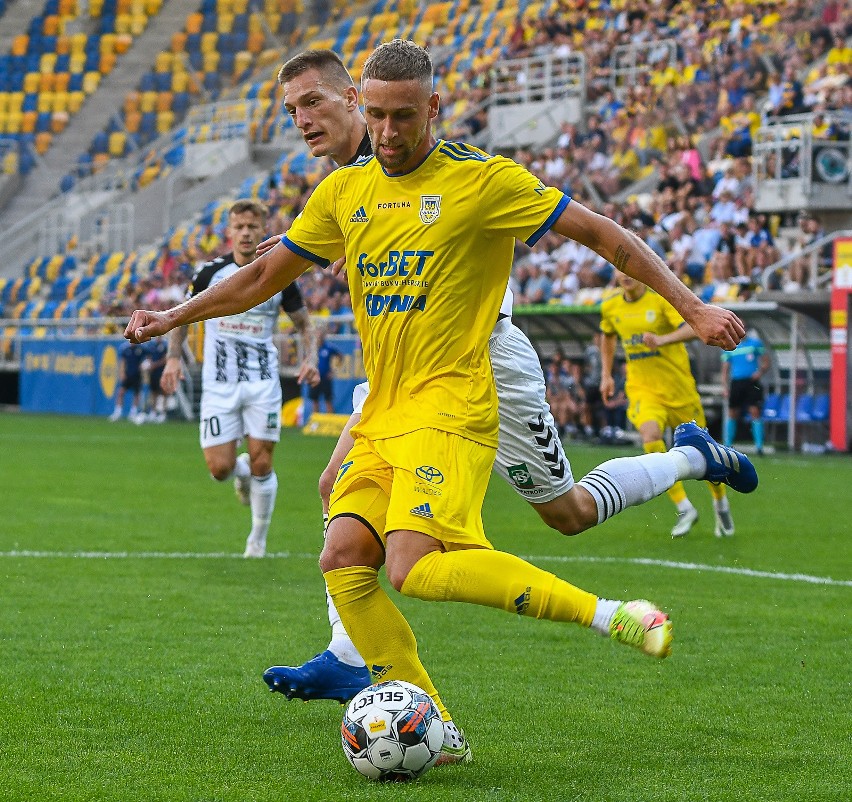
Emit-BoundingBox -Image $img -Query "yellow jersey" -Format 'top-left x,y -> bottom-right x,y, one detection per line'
599,288 -> 699,405
283,140 -> 569,446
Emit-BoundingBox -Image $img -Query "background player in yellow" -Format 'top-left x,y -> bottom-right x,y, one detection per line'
600,269 -> 735,538
125,40 -> 756,759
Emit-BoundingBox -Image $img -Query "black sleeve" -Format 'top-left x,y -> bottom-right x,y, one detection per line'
188,257 -> 227,297
280,282 -> 305,314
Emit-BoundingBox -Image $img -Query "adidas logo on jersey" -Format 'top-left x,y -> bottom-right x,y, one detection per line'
349,206 -> 369,223
410,502 -> 433,519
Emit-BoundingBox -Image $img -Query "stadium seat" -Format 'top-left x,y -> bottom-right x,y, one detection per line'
762,393 -> 782,421
811,394 -> 830,422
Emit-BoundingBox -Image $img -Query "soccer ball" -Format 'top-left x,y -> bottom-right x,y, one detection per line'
340,680 -> 444,781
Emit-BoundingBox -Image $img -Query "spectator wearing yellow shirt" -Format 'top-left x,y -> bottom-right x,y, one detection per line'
826,34 -> 852,66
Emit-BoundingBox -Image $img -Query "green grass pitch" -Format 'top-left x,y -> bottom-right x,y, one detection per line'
1,413 -> 849,801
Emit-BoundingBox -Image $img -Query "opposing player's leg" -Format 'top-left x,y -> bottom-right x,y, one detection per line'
240,380 -> 282,557
264,410 -> 372,700
489,323 -> 727,538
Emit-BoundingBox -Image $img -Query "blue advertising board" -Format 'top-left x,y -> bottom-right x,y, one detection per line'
20,338 -> 122,416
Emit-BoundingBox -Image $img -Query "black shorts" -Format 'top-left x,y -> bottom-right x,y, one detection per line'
309,376 -> 333,403
121,374 -> 142,392
729,377 -> 763,410
149,369 -> 164,390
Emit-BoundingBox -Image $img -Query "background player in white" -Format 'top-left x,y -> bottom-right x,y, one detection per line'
160,200 -> 320,557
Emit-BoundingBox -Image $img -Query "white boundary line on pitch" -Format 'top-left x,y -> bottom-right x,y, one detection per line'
1,550 -> 849,587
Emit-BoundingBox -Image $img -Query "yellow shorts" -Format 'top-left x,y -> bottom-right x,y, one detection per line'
327,428 -> 496,549
627,394 -> 706,433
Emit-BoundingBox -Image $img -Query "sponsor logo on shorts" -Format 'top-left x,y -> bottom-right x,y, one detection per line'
507,463 -> 536,489
266,412 -> 278,429
410,503 -> 434,519
415,465 -> 444,484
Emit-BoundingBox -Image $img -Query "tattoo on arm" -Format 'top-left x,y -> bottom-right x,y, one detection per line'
613,245 -> 630,272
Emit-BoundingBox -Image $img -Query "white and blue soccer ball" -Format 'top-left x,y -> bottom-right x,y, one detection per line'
341,680 -> 444,781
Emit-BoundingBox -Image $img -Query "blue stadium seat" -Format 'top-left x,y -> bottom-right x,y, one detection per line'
794,394 -> 814,423
811,394 -> 830,422
762,393 -> 782,421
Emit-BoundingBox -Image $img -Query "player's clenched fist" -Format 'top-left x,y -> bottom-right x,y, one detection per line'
125,309 -> 171,343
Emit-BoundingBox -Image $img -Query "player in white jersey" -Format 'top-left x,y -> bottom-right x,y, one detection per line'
161,200 -> 320,557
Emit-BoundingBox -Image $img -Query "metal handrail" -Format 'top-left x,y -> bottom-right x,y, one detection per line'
760,229 -> 852,290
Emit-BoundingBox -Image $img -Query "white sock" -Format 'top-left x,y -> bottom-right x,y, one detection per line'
578,452 -> 681,525
671,445 -> 707,479
713,495 -> 730,513
591,598 -> 621,636
676,497 -> 695,513
247,470 -> 277,547
325,586 -> 366,667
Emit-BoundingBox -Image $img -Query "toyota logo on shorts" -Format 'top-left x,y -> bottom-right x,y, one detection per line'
416,465 -> 444,484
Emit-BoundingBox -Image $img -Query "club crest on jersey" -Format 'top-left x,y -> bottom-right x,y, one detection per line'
419,195 -> 442,224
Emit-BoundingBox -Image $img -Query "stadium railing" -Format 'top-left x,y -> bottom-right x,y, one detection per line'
760,228 -> 851,291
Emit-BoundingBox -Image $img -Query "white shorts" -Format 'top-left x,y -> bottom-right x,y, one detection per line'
489,318 -> 574,503
199,379 -> 282,448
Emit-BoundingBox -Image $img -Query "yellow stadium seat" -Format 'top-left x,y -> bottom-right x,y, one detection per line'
8,92 -> 24,113
38,93 -> 55,113
234,51 -> 253,75
35,132 -> 53,155
202,51 -> 220,72
156,109 -> 174,133
43,15 -> 60,36
144,0 -> 163,14
156,90 -> 173,112
171,72 -> 189,92
185,12 -> 203,34
56,35 -> 71,55
100,52 -> 117,73
23,73 -> 41,93
232,0 -> 247,12
201,31 -> 218,53
69,53 -> 86,73
100,33 -> 116,54
54,72 -> 70,92
40,53 -> 58,74
11,35 -> 29,56
247,31 -> 264,54
114,34 -> 133,54
154,51 -> 173,72
171,31 -> 187,53
0,116 -> 8,138
130,13 -> 147,36
83,72 -> 101,93
39,72 -> 57,92
140,90 -> 157,112
108,131 -> 126,156
53,91 -> 69,112
117,0 -> 132,13
70,32 -> 87,54
217,13 -> 234,33
125,110 -> 141,133
217,0 -> 233,13
68,91 -> 85,113
115,13 -> 132,34
59,0 -> 77,15
248,14 -> 262,34
89,0 -> 104,15
123,91 -> 139,114
21,111 -> 37,133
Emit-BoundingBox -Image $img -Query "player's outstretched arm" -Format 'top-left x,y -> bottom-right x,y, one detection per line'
125,244 -> 312,343
552,202 -> 745,350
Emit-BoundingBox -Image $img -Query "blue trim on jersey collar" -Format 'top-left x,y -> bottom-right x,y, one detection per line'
282,236 -> 331,268
380,139 -> 442,178
526,194 -> 571,246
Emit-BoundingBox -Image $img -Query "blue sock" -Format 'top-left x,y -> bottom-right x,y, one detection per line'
752,419 -> 764,451
724,418 -> 737,447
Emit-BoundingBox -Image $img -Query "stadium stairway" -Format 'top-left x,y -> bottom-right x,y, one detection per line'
0,0 -> 188,228
0,0 -> 39,55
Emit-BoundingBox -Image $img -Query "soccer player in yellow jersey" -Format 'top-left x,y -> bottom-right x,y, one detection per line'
125,40 -> 757,760
600,270 -> 734,538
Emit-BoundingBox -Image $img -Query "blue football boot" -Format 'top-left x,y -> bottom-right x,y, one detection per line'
263,650 -> 371,703
673,421 -> 758,493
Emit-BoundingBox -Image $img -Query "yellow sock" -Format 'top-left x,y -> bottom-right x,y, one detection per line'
646,439 -> 687,505
400,549 -> 597,627
324,566 -> 450,720
707,481 -> 726,501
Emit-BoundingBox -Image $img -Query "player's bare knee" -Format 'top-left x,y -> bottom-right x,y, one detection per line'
535,493 -> 595,536
250,453 -> 273,477
207,460 -> 233,482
